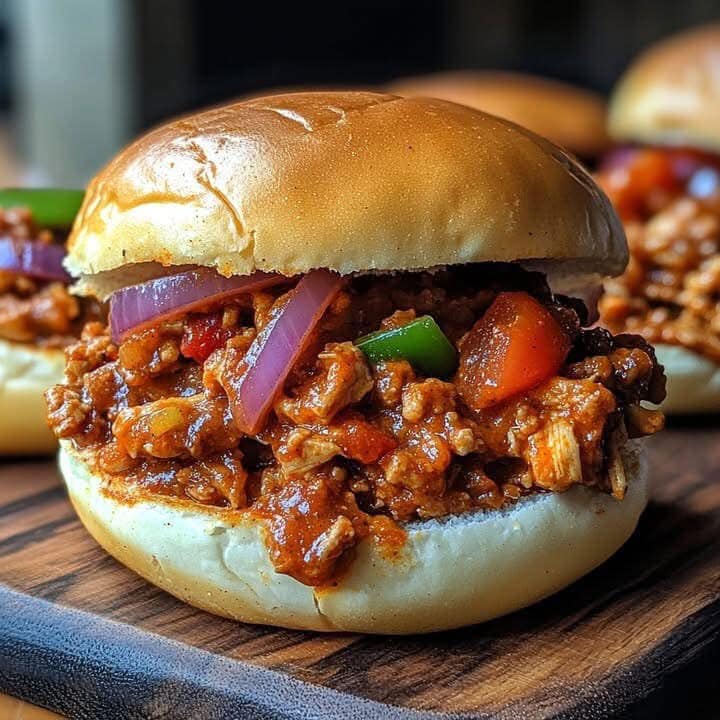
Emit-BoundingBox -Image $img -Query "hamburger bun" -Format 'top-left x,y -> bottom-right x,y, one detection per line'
0,339 -> 64,454
67,91 -> 626,297
387,71 -> 610,160
609,24 -> 720,151
60,441 -> 648,634
653,344 -> 720,414
56,91 -> 647,633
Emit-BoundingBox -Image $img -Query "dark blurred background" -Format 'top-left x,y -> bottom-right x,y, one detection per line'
0,0 -> 718,185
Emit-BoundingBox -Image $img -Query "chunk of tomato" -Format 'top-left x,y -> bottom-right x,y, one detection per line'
456,292 -> 570,411
180,313 -> 231,363
330,414 -> 397,464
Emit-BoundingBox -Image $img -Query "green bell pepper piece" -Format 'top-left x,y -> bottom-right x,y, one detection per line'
357,315 -> 457,377
0,188 -> 84,228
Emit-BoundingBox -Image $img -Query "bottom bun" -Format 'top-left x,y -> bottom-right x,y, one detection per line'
654,344 -> 720,415
0,339 -> 64,454
60,441 -> 648,634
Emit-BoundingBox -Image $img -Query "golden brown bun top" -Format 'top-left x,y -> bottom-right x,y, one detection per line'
388,71 -> 610,159
68,91 -> 626,290
609,24 -> 720,151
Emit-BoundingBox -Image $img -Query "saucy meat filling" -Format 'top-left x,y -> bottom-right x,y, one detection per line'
598,147 -> 720,361
46,264 -> 666,586
0,207 -> 99,347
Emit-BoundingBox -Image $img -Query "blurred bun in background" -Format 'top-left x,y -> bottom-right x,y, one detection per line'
598,24 -> 720,414
609,24 -> 720,152
388,71 -> 610,161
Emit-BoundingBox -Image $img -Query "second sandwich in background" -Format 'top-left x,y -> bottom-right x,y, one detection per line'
388,71 -> 610,164
0,189 -> 94,454
598,24 -> 720,413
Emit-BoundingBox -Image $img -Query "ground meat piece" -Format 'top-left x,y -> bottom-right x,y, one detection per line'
45,326 -> 123,442
177,450 -> 248,508
401,378 -> 456,423
374,360 -> 415,408
567,328 -> 666,405
600,194 -> 720,363
526,419 -> 583,492
45,385 -> 89,438
459,458 -> 505,508
83,363 -> 127,417
476,376 -> 617,492
325,413 -> 398,463
0,271 -> 35,295
0,282 -> 79,342
111,450 -> 249,508
113,393 -> 240,460
118,325 -> 182,385
565,346 -> 655,403
273,426 -> 343,475
372,372 -> 482,520
64,323 -> 117,386
202,329 -> 257,395
379,435 -> 453,516
253,468 -> 369,586
276,342 -> 373,425
271,412 -> 397,475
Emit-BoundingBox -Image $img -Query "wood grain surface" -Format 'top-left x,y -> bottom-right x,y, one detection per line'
0,421 -> 718,719
0,693 -> 63,719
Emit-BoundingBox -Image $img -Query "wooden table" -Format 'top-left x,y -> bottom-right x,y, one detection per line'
0,421 -> 718,719
0,693 -> 63,719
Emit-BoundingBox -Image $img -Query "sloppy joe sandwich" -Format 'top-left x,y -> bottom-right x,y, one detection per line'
46,92 -> 665,633
599,25 -> 720,413
0,188 -> 93,454
388,71 -> 610,163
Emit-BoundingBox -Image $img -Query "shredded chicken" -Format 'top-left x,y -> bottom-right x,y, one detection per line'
45,265 -> 665,587
276,342 -> 373,425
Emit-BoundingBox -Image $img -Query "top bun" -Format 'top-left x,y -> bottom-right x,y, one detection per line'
68,91 -> 626,293
609,24 -> 720,151
388,71 -> 610,159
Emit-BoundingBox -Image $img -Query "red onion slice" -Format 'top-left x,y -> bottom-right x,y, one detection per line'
109,267 -> 285,342
0,237 -> 71,282
229,269 -> 344,434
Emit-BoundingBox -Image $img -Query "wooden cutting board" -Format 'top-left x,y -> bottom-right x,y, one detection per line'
0,422 -> 718,720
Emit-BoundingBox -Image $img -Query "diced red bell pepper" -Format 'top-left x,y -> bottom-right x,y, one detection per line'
180,313 -> 231,363
456,292 -> 570,411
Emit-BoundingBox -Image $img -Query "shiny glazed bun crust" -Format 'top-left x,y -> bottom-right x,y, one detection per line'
60,441 -> 648,634
67,91 -> 626,296
0,340 -> 64,454
609,24 -> 720,151
388,71 -> 610,159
